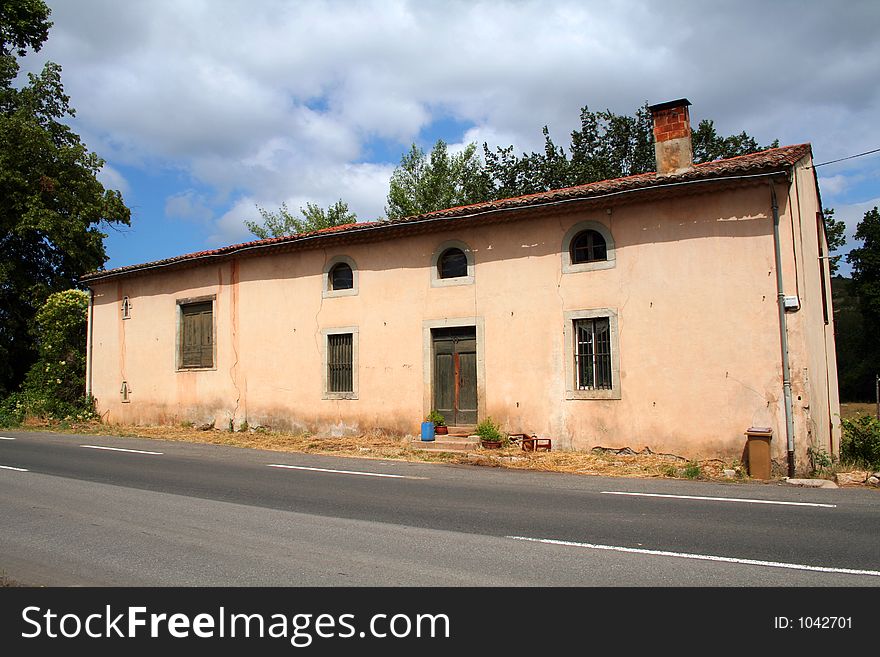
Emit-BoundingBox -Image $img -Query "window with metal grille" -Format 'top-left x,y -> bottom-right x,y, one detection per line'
574,317 -> 612,390
179,301 -> 213,369
327,333 -> 353,393
570,230 -> 607,264
438,248 -> 468,278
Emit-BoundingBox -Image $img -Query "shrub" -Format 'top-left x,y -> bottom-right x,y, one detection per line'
0,290 -> 97,424
683,461 -> 701,479
475,417 -> 502,441
840,415 -> 880,469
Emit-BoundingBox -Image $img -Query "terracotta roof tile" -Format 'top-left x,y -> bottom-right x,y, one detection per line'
81,143 -> 811,282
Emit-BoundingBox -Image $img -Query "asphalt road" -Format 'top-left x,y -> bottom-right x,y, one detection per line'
1,430 -> 878,586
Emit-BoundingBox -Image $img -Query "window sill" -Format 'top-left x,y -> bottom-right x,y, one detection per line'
322,288 -> 358,299
322,392 -> 358,400
431,275 -> 474,288
565,389 -> 621,400
177,367 -> 217,373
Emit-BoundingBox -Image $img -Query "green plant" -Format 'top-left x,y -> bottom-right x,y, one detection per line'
682,461 -> 701,479
807,445 -> 833,472
840,415 -> 880,469
239,420 -> 249,432
425,410 -> 446,426
475,417 -> 502,441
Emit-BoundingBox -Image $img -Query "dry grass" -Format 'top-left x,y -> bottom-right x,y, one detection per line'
19,417 -> 749,481
840,402 -> 878,420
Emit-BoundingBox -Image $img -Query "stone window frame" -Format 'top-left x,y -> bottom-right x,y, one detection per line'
563,308 -> 621,400
561,220 -> 616,274
322,255 -> 359,299
430,240 -> 475,288
321,326 -> 359,400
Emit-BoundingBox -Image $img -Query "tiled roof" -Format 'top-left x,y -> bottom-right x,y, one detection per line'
81,143 -> 812,282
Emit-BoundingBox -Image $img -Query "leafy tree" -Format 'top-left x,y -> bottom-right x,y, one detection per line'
821,208 -> 847,275
848,207 -> 880,326
385,140 -> 491,220
0,0 -> 130,395
0,289 -> 95,426
245,199 -> 356,239
483,102 -> 778,199
692,119 -> 779,163
23,289 -> 89,407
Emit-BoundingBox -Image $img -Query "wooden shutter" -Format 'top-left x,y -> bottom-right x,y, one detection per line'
180,302 -> 213,368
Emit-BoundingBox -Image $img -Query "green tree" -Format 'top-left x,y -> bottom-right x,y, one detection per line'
691,119 -> 779,163
245,199 -> 356,239
0,1 -> 130,395
483,102 -> 778,199
23,289 -> 89,408
821,208 -> 847,275
848,207 -> 880,326
385,140 -> 491,220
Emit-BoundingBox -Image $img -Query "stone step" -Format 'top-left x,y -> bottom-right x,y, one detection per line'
440,426 -> 476,437
411,435 -> 479,452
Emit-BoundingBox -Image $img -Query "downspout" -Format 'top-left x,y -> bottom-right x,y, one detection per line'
770,183 -> 796,477
86,287 -> 94,399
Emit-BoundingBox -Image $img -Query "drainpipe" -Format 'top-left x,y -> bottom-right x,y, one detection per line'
86,287 -> 94,399
770,183 -> 796,477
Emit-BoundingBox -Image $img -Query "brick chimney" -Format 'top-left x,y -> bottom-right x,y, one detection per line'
648,98 -> 693,175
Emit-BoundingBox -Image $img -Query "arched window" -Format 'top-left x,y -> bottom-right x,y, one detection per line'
329,262 -> 353,290
570,230 -> 607,264
322,256 -> 358,298
561,221 -> 615,274
438,248 -> 468,279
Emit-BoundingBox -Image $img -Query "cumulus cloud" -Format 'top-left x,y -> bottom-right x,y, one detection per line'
165,190 -> 214,223
23,0 -> 880,254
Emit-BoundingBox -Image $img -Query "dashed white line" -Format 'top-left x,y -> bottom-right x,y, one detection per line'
601,491 -> 836,508
507,535 -> 880,577
0,465 -> 28,472
267,464 -> 426,480
0,436 -> 15,440
80,445 -> 163,455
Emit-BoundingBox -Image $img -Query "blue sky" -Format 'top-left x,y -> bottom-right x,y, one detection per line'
21,0 -> 880,275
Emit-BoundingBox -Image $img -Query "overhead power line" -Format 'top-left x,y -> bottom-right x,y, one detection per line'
811,147 -> 880,168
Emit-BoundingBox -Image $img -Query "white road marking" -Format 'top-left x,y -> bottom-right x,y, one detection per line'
0,465 -> 28,472
601,490 -> 836,508
0,436 -> 16,440
507,535 -> 880,577
80,445 -> 163,455
267,464 -> 426,480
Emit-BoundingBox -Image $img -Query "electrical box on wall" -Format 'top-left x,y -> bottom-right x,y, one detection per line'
783,295 -> 800,311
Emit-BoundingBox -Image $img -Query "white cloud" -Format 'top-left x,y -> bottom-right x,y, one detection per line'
164,191 -> 214,223
97,163 -> 129,195
25,0 -> 880,251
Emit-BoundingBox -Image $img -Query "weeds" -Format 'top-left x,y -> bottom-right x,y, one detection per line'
840,415 -> 880,470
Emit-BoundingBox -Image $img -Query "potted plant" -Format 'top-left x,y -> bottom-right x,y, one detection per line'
475,416 -> 504,449
426,410 -> 448,435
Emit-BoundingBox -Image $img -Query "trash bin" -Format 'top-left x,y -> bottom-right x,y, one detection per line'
744,427 -> 772,479
420,421 -> 435,442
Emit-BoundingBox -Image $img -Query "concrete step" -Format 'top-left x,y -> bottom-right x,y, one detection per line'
411,435 -> 479,452
440,426 -> 476,437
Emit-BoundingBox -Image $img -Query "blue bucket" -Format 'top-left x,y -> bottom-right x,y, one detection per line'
420,421 -> 435,442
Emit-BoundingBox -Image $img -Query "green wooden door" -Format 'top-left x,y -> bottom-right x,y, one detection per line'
432,327 -> 477,426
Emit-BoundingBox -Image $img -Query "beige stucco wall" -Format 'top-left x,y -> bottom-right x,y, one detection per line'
88,168 -> 838,469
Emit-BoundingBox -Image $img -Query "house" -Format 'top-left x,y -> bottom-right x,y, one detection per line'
81,99 -> 840,475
